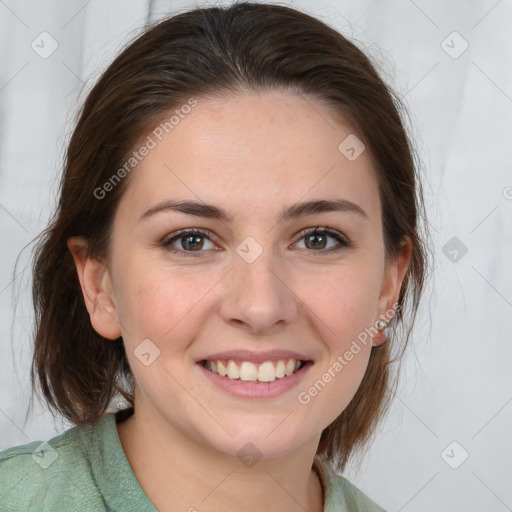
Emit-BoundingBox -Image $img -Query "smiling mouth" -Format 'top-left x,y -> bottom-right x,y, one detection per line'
201,358 -> 311,383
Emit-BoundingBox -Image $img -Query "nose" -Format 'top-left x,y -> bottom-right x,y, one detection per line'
219,247 -> 299,335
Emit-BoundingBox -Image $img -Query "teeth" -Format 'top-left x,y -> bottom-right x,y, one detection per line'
205,358 -> 304,383
227,360 -> 240,379
217,361 -> 227,377
239,361 -> 258,381
258,361 -> 276,382
285,359 -> 296,376
275,360 -> 285,378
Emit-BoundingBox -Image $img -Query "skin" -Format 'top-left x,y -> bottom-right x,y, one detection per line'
68,90 -> 412,512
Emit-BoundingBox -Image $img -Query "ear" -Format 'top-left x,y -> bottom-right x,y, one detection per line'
374,235 -> 413,346
67,236 -> 122,340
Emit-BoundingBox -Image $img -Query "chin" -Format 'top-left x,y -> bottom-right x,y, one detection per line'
198,420 -> 311,462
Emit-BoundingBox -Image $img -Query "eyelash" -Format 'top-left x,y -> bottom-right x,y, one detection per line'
161,227 -> 352,258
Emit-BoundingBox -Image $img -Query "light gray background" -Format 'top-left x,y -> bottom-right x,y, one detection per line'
1,1 -> 511,510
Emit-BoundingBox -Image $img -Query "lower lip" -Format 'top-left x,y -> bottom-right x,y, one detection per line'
197,362 -> 312,398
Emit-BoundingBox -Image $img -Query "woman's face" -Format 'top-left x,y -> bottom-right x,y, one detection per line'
77,90 -> 410,459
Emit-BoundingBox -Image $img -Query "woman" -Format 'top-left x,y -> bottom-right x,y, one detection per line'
0,2 -> 430,511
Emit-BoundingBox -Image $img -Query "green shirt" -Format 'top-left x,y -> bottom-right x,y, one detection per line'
0,410 -> 386,511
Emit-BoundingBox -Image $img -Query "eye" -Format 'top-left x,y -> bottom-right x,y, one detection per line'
293,227 -> 351,255
162,226 -> 351,258
162,228 -> 217,257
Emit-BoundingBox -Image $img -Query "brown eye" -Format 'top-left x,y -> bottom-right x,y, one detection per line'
177,234 -> 205,251
162,229 -> 216,257
295,227 -> 350,254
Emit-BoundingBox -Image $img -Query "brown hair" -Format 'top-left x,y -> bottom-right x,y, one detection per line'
24,1 -> 431,472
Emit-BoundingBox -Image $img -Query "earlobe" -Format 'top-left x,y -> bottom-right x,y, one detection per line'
374,236 -> 413,346
67,236 -> 122,340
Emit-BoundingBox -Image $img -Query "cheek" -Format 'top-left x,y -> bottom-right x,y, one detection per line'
297,339 -> 372,429
114,269 -> 210,408
292,267 -> 378,421
113,261 -> 219,351
297,264 -> 381,345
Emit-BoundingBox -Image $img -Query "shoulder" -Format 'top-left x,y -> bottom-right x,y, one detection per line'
0,419 -> 107,511
314,456 -> 387,512
332,475 -> 387,512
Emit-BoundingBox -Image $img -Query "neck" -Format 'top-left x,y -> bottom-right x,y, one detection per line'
116,406 -> 324,512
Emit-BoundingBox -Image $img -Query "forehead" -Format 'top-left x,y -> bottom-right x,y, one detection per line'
117,91 -> 381,224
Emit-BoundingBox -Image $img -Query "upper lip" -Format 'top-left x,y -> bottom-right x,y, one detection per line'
198,349 -> 312,365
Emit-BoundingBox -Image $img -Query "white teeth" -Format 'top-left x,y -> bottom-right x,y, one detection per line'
258,361 -> 276,382
205,358 -> 304,383
275,360 -> 285,378
285,359 -> 296,376
217,361 -> 227,377
239,361 -> 258,381
227,360 -> 240,379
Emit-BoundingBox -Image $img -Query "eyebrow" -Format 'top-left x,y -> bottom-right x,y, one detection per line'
139,198 -> 368,223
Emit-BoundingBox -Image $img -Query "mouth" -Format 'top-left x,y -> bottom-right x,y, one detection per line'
201,358 -> 313,383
